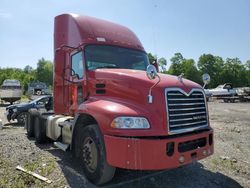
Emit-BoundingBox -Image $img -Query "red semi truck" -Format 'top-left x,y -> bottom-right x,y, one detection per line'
25,13 -> 213,185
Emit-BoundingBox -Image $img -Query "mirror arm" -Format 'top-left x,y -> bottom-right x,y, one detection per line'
148,75 -> 161,103
55,44 -> 78,53
61,67 -> 79,84
61,76 -> 78,84
55,43 -> 85,53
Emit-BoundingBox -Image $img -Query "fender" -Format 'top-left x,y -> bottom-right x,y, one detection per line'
71,96 -> 167,139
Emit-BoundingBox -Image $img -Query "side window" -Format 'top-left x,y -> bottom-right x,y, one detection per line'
71,52 -> 84,79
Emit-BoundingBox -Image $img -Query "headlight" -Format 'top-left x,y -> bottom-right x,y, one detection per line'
111,117 -> 150,129
13,108 -> 17,112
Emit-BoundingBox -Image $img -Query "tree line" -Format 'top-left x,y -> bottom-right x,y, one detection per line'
0,58 -> 53,93
0,53 -> 249,93
149,53 -> 250,88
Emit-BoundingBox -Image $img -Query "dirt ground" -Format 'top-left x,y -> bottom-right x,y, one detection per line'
0,100 -> 249,188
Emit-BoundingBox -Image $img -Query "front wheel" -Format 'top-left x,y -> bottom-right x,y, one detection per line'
76,124 -> 115,185
17,112 -> 28,124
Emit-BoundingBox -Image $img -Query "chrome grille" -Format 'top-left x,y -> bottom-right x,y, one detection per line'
166,88 -> 208,134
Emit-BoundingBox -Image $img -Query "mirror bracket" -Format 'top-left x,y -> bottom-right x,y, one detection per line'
146,65 -> 161,103
62,67 -> 79,84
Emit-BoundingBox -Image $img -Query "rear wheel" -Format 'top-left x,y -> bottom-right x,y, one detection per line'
230,99 -> 235,103
76,124 -> 115,185
34,115 -> 47,144
26,109 -> 39,137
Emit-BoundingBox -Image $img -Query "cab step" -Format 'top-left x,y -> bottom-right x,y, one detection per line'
54,142 -> 69,151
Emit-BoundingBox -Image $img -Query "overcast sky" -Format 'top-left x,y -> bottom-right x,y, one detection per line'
0,0 -> 249,69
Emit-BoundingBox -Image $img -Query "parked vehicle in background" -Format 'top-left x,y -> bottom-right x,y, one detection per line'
236,87 -> 250,96
25,14 -> 214,185
208,83 -> 237,97
0,79 -> 22,104
207,83 -> 250,103
220,87 -> 250,103
27,81 -> 50,99
6,95 -> 52,124
204,89 -> 212,101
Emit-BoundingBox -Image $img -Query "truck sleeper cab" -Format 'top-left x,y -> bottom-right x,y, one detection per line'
25,13 -> 213,185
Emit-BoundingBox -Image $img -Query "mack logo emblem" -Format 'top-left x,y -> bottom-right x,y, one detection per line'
192,115 -> 206,120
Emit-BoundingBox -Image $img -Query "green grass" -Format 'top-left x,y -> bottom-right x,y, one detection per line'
211,157 -> 240,172
0,157 -> 57,188
24,157 -> 56,177
20,95 -> 29,103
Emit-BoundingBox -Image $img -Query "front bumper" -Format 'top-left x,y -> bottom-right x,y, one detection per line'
5,110 -> 11,122
5,110 -> 18,122
104,129 -> 213,170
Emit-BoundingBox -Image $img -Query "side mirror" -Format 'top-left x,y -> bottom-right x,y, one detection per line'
71,73 -> 80,81
151,60 -> 159,72
146,65 -> 158,80
202,73 -> 210,88
62,67 -> 79,83
146,65 -> 161,103
71,69 -> 80,80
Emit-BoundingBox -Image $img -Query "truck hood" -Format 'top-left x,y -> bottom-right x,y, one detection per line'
84,69 -> 206,137
91,69 -> 201,94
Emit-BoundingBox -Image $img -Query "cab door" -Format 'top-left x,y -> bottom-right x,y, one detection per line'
69,51 -> 86,114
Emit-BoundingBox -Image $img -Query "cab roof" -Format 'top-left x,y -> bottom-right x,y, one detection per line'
54,13 -> 144,51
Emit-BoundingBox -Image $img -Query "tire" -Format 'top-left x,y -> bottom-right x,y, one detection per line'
26,109 -> 39,138
76,124 -> 115,185
17,112 -> 28,124
34,115 -> 47,144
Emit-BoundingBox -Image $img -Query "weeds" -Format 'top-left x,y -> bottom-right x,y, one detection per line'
0,156 -> 56,188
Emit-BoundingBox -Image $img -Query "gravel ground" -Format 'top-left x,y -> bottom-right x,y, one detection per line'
0,100 -> 249,188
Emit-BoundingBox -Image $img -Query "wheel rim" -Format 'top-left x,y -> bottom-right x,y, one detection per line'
18,113 -> 27,123
82,137 -> 98,173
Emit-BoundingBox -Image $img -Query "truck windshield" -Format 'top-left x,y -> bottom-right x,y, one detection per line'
85,45 -> 149,71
